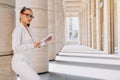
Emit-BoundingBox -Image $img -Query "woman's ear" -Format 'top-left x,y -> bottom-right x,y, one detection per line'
19,13 -> 23,21
20,13 -> 22,18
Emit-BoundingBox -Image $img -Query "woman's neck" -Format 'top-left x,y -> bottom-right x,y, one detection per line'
20,21 -> 27,27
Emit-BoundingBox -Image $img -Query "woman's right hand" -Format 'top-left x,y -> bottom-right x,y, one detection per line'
34,42 -> 40,48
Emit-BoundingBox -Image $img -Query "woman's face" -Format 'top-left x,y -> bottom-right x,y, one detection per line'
20,10 -> 34,25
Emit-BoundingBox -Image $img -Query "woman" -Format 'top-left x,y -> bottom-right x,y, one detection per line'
12,7 -> 51,80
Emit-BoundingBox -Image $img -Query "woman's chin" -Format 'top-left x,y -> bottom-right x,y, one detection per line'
26,22 -> 30,24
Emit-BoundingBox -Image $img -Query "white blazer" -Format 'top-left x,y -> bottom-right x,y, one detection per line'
12,23 -> 34,64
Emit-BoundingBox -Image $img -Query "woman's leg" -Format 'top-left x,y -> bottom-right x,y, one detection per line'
14,62 -> 41,80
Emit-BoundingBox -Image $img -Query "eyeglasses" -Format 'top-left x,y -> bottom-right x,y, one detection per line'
22,13 -> 35,19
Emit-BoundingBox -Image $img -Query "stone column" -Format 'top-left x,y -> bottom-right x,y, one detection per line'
103,0 -> 114,54
82,8 -> 86,46
85,6 -> 88,46
87,0 -> 92,47
0,0 -> 16,80
117,0 -> 120,55
79,13 -> 82,45
114,0 -> 118,49
55,0 -> 65,54
48,0 -> 56,60
16,0 -> 48,73
96,0 -> 103,50
110,0 -> 114,53
83,8 -> 87,46
55,0 -> 58,53
79,12 -> 84,45
91,0 -> 97,49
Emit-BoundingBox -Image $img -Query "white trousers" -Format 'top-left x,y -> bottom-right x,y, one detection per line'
12,55 -> 41,80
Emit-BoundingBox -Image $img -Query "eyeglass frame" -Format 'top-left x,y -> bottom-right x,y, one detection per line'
22,13 -> 35,19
